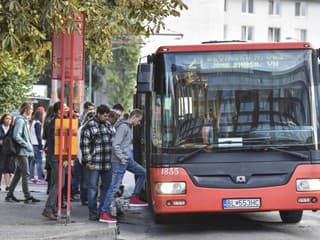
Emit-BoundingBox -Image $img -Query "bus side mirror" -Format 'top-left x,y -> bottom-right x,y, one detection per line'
137,63 -> 152,93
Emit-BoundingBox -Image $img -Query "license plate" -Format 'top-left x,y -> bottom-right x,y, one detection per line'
223,198 -> 261,209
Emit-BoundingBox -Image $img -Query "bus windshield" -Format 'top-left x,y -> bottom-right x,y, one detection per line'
153,49 -> 320,149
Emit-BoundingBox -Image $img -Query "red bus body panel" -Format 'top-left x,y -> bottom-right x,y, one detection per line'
156,42 -> 313,54
149,41 -> 319,216
150,165 -> 320,214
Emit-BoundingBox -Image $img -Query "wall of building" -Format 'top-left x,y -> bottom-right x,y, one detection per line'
140,0 -> 320,57
223,0 -> 320,46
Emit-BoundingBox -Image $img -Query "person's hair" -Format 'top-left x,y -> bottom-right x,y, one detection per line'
129,108 -> 143,118
53,101 -> 61,115
112,103 -> 124,112
33,110 -> 44,124
19,102 -> 32,115
83,101 -> 94,110
108,111 -> 119,121
44,105 -> 54,123
96,104 -> 110,115
0,113 -> 13,125
81,111 -> 95,125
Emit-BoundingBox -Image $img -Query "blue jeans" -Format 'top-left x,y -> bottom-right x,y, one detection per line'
71,160 -> 81,195
80,163 -> 88,203
87,169 -> 112,215
100,158 -> 146,213
29,145 -> 44,179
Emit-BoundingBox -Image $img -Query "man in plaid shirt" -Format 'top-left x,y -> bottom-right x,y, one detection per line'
80,104 -> 116,221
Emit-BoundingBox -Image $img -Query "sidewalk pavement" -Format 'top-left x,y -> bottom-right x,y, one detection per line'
0,181 -> 116,240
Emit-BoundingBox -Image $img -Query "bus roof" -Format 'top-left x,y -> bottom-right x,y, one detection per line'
156,42 -> 313,54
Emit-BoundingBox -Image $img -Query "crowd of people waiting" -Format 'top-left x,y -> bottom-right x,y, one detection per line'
0,101 -> 147,224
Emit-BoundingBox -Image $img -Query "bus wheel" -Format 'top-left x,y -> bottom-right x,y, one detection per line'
279,210 -> 303,223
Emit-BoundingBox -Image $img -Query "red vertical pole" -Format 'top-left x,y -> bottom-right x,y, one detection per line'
66,31 -> 75,221
58,31 -> 66,220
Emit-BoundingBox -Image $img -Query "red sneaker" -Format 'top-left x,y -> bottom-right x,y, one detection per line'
129,195 -> 148,207
99,212 -> 117,223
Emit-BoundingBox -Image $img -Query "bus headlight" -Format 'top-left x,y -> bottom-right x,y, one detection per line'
155,182 -> 186,195
296,179 -> 320,191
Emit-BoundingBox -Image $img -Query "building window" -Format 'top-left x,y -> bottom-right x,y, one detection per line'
268,27 -> 281,42
242,0 -> 254,13
295,1 -> 306,16
241,26 -> 254,41
295,29 -> 307,41
268,0 -> 280,15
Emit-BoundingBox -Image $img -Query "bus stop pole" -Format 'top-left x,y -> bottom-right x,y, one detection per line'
66,32 -> 75,222
57,31 -> 66,220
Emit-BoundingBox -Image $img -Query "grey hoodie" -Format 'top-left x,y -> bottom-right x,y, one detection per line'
111,119 -> 132,164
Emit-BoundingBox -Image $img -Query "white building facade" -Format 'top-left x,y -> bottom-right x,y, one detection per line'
141,0 -> 320,57
222,0 -> 320,45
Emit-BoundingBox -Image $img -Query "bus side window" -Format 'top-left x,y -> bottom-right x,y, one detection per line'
163,96 -> 174,146
151,95 -> 162,147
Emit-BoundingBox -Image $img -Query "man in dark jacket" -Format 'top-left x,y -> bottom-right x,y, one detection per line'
80,104 -> 116,221
41,101 -> 63,220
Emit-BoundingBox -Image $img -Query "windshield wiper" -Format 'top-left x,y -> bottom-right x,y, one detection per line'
269,147 -> 309,160
176,137 -> 269,163
175,138 -> 310,163
177,147 -> 209,163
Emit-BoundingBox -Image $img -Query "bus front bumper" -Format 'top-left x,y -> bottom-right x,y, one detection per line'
150,165 -> 320,214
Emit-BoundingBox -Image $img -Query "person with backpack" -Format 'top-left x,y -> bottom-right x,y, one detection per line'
5,102 -> 40,203
42,101 -> 68,220
99,109 -> 148,223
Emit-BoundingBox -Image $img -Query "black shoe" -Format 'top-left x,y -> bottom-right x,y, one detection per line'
5,186 -> 9,191
42,210 -> 57,220
5,195 -> 20,202
71,194 -> 81,202
24,196 -> 40,204
89,212 -> 99,221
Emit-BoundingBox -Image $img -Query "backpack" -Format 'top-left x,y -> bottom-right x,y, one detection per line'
2,126 -> 20,156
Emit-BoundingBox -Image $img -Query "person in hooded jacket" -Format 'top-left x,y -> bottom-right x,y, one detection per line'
5,102 -> 40,203
99,109 -> 147,223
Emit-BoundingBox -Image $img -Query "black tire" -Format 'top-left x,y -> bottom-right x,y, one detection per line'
279,210 -> 303,223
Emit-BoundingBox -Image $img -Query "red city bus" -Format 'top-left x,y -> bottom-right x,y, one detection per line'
134,41 -> 320,223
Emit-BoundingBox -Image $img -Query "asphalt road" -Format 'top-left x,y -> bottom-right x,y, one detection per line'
1,172 -> 318,240
117,208 -> 320,240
